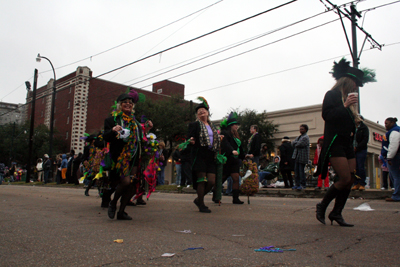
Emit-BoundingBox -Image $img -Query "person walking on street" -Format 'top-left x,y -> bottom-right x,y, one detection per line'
188,97 -> 221,213
315,58 -> 376,226
314,136 -> 330,190
292,124 -> 310,190
351,116 -> 369,191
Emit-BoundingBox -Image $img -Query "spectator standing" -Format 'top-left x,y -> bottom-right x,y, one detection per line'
292,124 -> 310,190
9,163 -> 16,182
36,158 -> 43,182
382,117 -> 400,202
259,145 -> 269,169
72,153 -> 82,185
246,125 -> 261,166
66,150 -> 75,184
351,116 -> 369,191
279,136 -> 294,188
379,154 -> 393,190
43,154 -> 51,184
314,136 -> 330,190
157,141 -> 168,185
172,145 -> 182,186
0,162 -> 5,185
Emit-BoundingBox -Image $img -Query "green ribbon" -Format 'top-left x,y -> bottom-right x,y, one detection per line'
216,153 -> 227,165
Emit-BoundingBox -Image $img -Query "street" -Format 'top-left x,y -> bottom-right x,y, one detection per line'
0,185 -> 399,267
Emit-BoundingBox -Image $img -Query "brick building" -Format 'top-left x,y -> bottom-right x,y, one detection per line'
26,66 -> 185,154
0,102 -> 24,125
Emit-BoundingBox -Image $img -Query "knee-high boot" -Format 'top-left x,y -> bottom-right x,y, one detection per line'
232,189 -> 244,204
328,189 -> 354,227
316,185 -> 340,225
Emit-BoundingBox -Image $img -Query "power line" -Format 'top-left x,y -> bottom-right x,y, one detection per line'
92,0 -> 298,79
126,8 -> 331,87
36,0 -> 225,76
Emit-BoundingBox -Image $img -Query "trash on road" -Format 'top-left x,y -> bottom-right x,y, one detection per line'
183,247 -> 204,251
161,253 -> 175,257
255,246 -> 296,253
175,230 -> 192,234
113,239 -> 123,243
353,203 -> 374,211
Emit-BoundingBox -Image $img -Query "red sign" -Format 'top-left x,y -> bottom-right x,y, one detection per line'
373,132 -> 383,142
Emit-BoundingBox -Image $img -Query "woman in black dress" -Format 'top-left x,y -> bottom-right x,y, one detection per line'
315,58 -> 375,226
188,97 -> 221,213
219,112 -> 245,204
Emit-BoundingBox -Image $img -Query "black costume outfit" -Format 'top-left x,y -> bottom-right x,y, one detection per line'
315,88 -> 356,179
102,115 -> 143,214
221,128 -> 245,175
315,87 -> 357,227
188,121 -> 219,190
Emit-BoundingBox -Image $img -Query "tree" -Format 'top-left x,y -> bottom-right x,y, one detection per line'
134,95 -> 192,150
232,109 -> 278,153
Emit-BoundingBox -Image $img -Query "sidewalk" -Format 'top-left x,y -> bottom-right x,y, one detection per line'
181,187 -> 394,199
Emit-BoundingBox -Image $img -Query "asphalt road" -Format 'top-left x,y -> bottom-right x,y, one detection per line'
0,185 -> 399,267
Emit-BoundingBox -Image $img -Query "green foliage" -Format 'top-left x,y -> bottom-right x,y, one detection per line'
231,109 -> 278,153
134,95 -> 192,149
0,121 -> 68,166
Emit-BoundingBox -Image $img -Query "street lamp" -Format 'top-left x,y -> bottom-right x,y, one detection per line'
36,53 -> 56,171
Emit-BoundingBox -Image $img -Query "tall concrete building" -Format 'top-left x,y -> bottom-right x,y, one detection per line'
26,66 -> 185,154
0,102 -> 24,125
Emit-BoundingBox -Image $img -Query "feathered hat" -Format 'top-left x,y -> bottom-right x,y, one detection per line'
195,96 -> 209,113
117,87 -> 146,104
220,112 -> 239,128
331,58 -> 376,87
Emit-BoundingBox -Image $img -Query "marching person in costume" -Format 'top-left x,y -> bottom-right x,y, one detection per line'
315,58 -> 376,227
103,88 -> 153,220
188,97 -> 221,213
218,112 -> 245,204
82,132 -> 106,197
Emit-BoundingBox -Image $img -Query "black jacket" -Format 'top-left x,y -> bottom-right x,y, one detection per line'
279,142 -> 294,171
221,128 -> 245,161
355,122 -> 369,152
248,133 -> 261,156
103,116 -> 143,163
315,88 -> 356,178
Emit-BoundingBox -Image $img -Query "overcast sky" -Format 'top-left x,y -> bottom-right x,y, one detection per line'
1,0 -> 399,126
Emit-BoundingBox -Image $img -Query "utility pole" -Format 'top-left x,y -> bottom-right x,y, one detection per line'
321,0 -> 382,114
26,69 -> 38,183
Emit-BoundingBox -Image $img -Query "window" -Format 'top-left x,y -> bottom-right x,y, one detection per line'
41,111 -> 43,117
66,131 -> 69,140
67,100 -> 70,109
67,116 -> 69,124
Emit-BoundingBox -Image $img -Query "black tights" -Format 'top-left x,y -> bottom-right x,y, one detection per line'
196,172 -> 215,206
110,167 -> 137,213
329,157 -> 356,190
222,173 -> 240,190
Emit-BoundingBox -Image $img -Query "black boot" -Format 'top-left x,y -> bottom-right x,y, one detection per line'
316,185 -> 339,225
212,189 -> 219,203
328,189 -> 354,227
84,187 -> 89,196
232,189 -> 244,204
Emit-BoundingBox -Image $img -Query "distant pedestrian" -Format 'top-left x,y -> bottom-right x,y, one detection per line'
379,154 -> 393,190
36,158 -> 43,182
351,116 -> 369,191
0,162 -> 5,185
292,124 -> 310,190
172,145 -> 182,186
157,141 -> 168,186
382,117 -> 400,202
314,136 -> 330,190
43,154 -> 51,184
279,136 -> 294,188
246,125 -> 261,166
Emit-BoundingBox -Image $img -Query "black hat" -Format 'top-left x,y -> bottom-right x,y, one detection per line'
331,58 -> 376,87
220,112 -> 239,128
117,87 -> 139,103
195,96 -> 209,113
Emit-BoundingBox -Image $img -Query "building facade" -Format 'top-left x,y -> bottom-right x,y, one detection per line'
0,102 -> 24,125
26,66 -> 185,154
